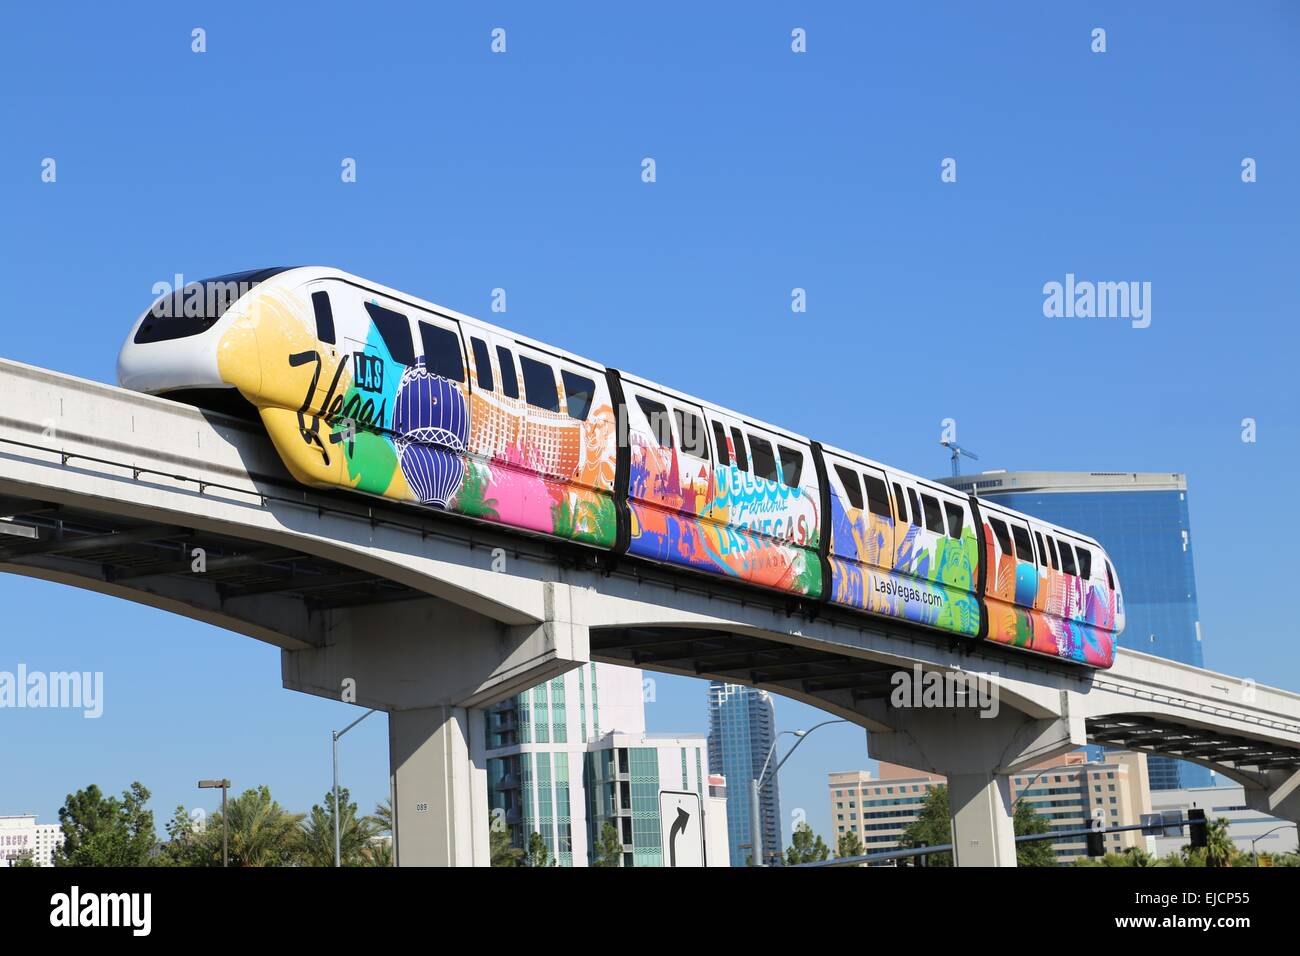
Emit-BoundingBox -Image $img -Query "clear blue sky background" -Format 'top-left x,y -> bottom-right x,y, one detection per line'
0,2 -> 1296,851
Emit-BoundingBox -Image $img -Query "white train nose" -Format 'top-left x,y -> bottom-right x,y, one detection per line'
116,321 -> 225,394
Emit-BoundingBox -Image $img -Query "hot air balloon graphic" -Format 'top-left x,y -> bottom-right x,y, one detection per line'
393,364 -> 469,507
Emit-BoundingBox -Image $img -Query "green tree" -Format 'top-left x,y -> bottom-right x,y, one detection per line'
836,830 -> 864,859
299,787 -> 380,867
10,852 -> 38,867
205,786 -> 304,867
785,821 -> 830,865
372,797 -> 392,838
490,826 -> 523,867
1121,846 -> 1157,867
1205,817 -> 1236,867
158,804 -> 218,867
524,831 -> 554,867
1013,799 -> 1056,867
54,782 -> 155,867
360,839 -> 393,867
901,785 -> 1060,867
592,822 -> 623,867
899,786 -> 953,866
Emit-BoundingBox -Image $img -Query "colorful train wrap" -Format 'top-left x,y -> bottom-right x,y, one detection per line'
118,267 -> 1125,668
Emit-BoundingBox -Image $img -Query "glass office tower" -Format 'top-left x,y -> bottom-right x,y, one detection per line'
938,471 -> 1212,789
707,682 -> 783,865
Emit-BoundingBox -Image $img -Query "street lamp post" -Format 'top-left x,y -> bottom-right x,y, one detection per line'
1251,823 -> 1299,866
332,709 -> 377,868
751,719 -> 849,867
197,779 -> 230,868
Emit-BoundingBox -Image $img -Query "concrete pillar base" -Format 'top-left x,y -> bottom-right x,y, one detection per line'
389,706 -> 490,867
949,771 -> 1018,867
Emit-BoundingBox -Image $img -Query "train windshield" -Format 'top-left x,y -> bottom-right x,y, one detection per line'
134,267 -> 293,343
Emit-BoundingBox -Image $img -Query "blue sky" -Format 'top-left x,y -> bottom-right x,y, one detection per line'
0,2 -> 1296,851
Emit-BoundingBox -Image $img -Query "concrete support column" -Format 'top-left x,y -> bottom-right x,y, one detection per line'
281,582 -> 589,867
389,705 -> 490,867
863,683 -> 1085,868
948,771 -> 1018,867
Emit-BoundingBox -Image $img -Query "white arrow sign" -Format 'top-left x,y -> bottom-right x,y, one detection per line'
659,790 -> 705,867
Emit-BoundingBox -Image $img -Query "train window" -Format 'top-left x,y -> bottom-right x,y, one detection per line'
364,302 -> 415,366
749,437 -> 779,483
470,337 -> 494,391
729,427 -> 749,472
1076,545 -> 1093,580
835,466 -> 864,510
944,501 -> 965,539
711,421 -> 730,465
134,268 -> 291,344
920,494 -> 944,535
1047,535 -> 1060,570
864,475 -> 892,519
562,371 -> 596,421
988,517 -> 1013,557
1057,540 -> 1078,576
520,356 -> 560,412
311,291 -> 336,345
674,409 -> 708,458
892,482 -> 908,524
496,346 -> 520,399
637,396 -> 673,447
1011,524 -> 1035,563
419,322 -> 465,382
1035,531 -> 1051,568
907,488 -> 922,528
1106,560 -> 1115,590
778,446 -> 804,487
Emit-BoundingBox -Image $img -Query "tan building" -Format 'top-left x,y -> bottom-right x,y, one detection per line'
828,763 -> 944,856
828,751 -> 1152,864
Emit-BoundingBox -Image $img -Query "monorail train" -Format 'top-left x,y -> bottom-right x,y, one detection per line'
117,267 -> 1125,667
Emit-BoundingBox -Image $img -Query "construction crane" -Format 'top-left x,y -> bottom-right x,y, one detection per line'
940,440 -> 979,477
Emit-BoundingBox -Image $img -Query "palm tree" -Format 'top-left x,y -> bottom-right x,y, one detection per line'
1205,817 -> 1236,867
360,839 -> 393,867
372,797 -> 392,837
206,786 -> 304,867
299,788 -> 381,867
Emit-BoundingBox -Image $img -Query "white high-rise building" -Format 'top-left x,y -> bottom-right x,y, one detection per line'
0,815 -> 63,867
485,662 -> 728,866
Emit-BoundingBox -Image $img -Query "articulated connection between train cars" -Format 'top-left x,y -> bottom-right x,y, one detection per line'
118,267 -> 1126,668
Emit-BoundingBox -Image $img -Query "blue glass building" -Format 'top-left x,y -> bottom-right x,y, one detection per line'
938,471 -> 1213,790
707,682 -> 782,865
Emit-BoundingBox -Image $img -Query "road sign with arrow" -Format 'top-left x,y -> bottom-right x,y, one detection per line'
659,790 -> 705,867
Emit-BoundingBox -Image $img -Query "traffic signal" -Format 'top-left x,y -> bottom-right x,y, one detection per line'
1087,807 -> 1105,857
1188,808 -> 1208,848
